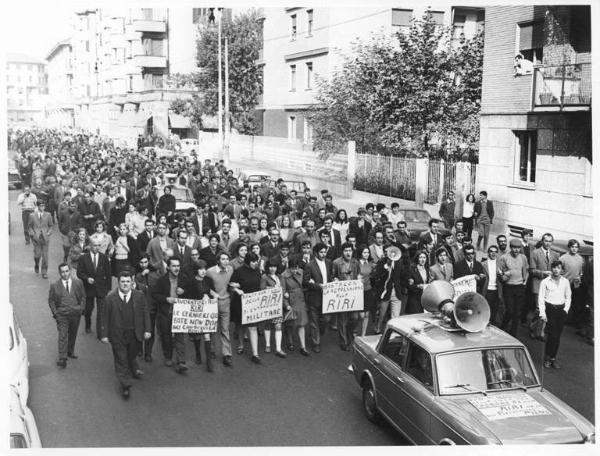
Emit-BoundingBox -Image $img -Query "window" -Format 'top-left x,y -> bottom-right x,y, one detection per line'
288,115 -> 297,141
290,14 -> 297,40
392,8 -> 412,32
289,64 -> 296,91
305,62 -> 313,89
380,330 -> 409,367
453,14 -> 466,39
518,21 -> 544,65
143,38 -> 163,56
306,9 -> 313,36
142,8 -> 154,21
406,343 -> 433,389
514,131 -> 537,184
303,118 -> 313,144
428,11 -> 444,26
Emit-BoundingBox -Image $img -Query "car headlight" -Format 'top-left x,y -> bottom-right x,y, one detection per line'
584,432 -> 595,444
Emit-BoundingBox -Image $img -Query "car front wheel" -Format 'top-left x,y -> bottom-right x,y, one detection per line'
362,380 -> 382,424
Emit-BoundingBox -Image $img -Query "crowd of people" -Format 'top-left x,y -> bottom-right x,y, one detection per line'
10,127 -> 593,399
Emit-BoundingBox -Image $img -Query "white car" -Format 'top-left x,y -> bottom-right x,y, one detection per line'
9,303 -> 29,406
10,386 -> 42,448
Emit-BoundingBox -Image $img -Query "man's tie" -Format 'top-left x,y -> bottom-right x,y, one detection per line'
93,254 -> 97,269
545,250 -> 549,263
469,262 -> 473,273
65,281 -> 70,293
39,212 -> 42,221
180,247 -> 184,256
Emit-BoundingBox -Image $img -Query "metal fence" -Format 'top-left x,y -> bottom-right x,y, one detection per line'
355,153 -> 477,203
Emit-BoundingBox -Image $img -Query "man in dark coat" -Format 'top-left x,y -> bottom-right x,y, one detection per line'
100,271 -> 151,399
79,191 -> 103,234
454,245 -> 487,294
77,237 -> 112,337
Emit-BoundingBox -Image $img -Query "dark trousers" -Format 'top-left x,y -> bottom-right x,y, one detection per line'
521,277 -> 535,323
501,284 -> 525,337
22,210 -> 33,242
567,285 -> 587,329
462,217 -> 473,238
110,330 -> 140,389
158,314 -> 186,363
338,311 -> 358,346
545,304 -> 566,359
485,289 -> 502,326
308,305 -> 330,347
85,295 -> 105,336
143,306 -> 158,356
56,313 -> 81,360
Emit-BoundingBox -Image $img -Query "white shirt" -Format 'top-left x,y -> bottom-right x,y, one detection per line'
316,258 -> 328,284
487,259 -> 497,290
388,211 -> 405,228
119,292 -> 131,303
63,279 -> 72,292
538,276 -> 572,317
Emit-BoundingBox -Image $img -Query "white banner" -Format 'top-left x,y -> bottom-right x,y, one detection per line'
322,280 -> 364,314
172,298 -> 218,333
451,275 -> 477,300
241,287 -> 283,325
469,394 -> 551,421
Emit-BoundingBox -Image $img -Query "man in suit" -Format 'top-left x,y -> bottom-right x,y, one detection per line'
199,234 -> 223,268
77,238 -> 112,337
137,218 -> 156,254
261,228 -> 282,259
79,191 -> 103,235
291,240 -> 313,269
188,206 -> 212,239
146,222 -> 177,275
372,244 -> 408,333
429,248 -> 454,282
303,243 -> 333,353
481,245 -> 504,326
369,231 -> 385,263
28,200 -> 54,278
173,230 -> 194,279
317,217 -> 342,251
48,263 -> 86,368
269,242 -> 291,274
101,271 -> 151,399
418,218 -> 442,250
454,245 -> 487,294
440,233 -> 457,265
151,257 -> 190,373
528,232 -> 559,329
474,190 -> 495,251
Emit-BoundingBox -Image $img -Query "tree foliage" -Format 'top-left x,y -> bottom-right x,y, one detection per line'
170,9 -> 263,134
307,11 -> 484,161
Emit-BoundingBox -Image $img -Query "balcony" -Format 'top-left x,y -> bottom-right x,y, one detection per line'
132,19 -> 166,33
133,55 -> 167,68
533,63 -> 591,111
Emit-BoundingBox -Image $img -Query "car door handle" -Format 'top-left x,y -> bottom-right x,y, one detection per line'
396,376 -> 404,383
373,358 -> 380,365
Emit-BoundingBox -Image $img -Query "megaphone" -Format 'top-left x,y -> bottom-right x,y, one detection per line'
421,280 -> 455,312
386,246 -> 402,262
453,292 -> 490,333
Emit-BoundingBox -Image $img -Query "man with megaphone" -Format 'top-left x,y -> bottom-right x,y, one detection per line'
372,244 -> 408,334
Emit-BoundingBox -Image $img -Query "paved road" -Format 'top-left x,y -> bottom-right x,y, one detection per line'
9,187 -> 594,447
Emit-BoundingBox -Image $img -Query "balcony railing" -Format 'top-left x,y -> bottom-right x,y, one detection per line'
533,62 -> 591,110
133,55 -> 167,68
132,19 -> 166,33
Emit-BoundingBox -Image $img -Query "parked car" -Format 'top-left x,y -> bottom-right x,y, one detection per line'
265,178 -> 307,193
155,184 -> 197,217
8,167 -> 22,189
243,174 -> 271,187
9,303 -> 29,407
350,307 -> 595,444
398,207 -> 450,243
9,386 -> 41,448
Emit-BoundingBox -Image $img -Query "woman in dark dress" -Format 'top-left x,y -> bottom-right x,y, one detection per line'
280,257 -> 310,355
260,260 -> 285,357
230,252 -> 263,364
406,250 -> 431,314
357,245 -> 376,336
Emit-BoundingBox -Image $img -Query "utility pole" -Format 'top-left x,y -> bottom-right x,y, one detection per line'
224,36 -> 230,166
217,8 -> 223,159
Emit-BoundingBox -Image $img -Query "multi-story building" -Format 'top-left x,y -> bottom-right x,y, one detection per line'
45,39 -> 75,127
66,7 -> 217,147
477,5 -> 591,241
257,5 -> 484,141
6,53 -> 47,125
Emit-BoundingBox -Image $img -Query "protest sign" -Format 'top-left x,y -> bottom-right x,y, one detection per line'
241,287 -> 283,325
322,280 -> 364,314
172,298 -> 218,333
451,275 -> 477,300
469,394 -> 551,421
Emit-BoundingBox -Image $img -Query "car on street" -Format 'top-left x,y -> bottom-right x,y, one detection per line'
8,167 -> 22,189
9,303 -> 29,407
265,178 -> 307,193
398,207 -> 450,243
350,311 -> 595,444
10,386 -> 42,448
155,183 -> 197,217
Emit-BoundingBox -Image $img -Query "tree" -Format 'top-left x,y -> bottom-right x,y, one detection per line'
170,9 -> 263,135
308,11 -> 484,161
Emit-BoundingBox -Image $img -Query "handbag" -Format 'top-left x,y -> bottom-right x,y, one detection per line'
283,307 -> 297,322
530,315 -> 546,341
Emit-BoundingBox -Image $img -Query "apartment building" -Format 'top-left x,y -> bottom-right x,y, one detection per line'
257,5 -> 484,140
6,53 -> 47,125
45,39 -> 75,127
477,5 -> 591,241
67,7 -> 213,147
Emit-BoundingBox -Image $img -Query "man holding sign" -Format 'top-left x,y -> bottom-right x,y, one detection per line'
454,245 -> 487,294
303,243 -> 333,353
331,243 -> 363,351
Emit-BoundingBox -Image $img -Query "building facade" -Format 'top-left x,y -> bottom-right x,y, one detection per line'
257,5 -> 484,141
63,7 -> 213,147
477,5 -> 591,242
45,39 -> 75,128
6,53 -> 47,125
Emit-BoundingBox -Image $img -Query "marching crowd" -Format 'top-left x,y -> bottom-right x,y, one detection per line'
10,127 -> 594,399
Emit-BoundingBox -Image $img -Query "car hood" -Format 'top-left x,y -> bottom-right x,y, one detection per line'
439,391 -> 585,444
175,201 -> 196,211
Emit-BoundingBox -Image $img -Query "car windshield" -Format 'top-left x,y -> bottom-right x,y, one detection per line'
166,187 -> 193,202
437,348 -> 538,395
402,210 -> 430,223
